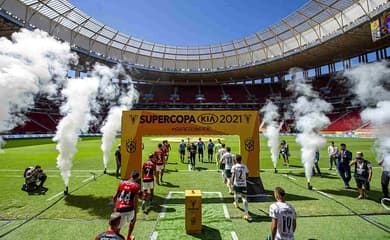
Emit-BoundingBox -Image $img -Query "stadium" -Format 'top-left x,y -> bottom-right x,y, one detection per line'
0,0 -> 389,239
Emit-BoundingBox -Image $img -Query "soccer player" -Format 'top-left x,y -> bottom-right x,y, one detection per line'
188,142 -> 197,170
207,139 -> 215,163
221,147 -> 235,194
327,141 -> 338,170
217,143 -> 227,181
179,139 -> 187,163
231,154 -> 251,221
349,152 -> 372,199
197,138 -> 205,162
95,212 -> 125,240
280,140 -> 289,167
142,154 -> 156,210
113,170 -> 141,240
115,145 -> 121,178
154,143 -> 167,185
269,187 -> 297,240
214,138 -> 223,164
337,143 -> 353,188
378,151 -> 390,200
22,165 -> 48,193
162,140 -> 171,161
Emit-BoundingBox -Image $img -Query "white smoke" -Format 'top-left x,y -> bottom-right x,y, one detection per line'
53,77 -> 99,187
0,29 -> 76,151
289,69 -> 332,182
260,101 -> 280,168
344,62 -> 390,168
100,68 -> 139,169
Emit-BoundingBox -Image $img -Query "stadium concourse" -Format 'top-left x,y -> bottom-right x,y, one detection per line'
0,0 -> 390,239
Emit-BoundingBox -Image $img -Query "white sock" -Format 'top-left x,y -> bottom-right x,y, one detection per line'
234,192 -> 238,203
242,196 -> 248,215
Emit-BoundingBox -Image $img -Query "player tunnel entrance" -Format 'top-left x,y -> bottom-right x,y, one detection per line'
121,110 -> 265,195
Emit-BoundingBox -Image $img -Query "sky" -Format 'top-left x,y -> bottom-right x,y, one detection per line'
69,0 -> 308,47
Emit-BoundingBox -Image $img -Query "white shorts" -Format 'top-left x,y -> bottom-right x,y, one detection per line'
118,210 -> 135,229
142,181 -> 154,191
156,164 -> 164,172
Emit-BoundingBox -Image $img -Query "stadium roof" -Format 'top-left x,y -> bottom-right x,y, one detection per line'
0,0 -> 389,84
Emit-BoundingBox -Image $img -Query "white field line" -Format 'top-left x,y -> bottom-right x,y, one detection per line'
312,187 -> 334,199
214,191 -> 230,219
158,192 -> 172,219
47,191 -> 64,201
0,167 -> 384,173
0,169 -> 105,172
231,231 -> 239,240
150,231 -> 158,240
282,174 -> 297,181
81,175 -> 95,183
0,175 -> 94,178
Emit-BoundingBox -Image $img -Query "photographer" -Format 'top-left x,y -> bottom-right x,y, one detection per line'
22,165 -> 48,193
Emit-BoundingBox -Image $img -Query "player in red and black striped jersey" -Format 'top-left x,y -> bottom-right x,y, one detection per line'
154,143 -> 167,185
113,170 -> 140,240
95,212 -> 125,240
141,154 -> 156,211
162,140 -> 171,161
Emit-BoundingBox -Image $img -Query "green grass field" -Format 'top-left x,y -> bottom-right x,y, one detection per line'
0,135 -> 389,240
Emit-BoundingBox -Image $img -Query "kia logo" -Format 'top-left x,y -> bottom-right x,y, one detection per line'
197,114 -> 219,124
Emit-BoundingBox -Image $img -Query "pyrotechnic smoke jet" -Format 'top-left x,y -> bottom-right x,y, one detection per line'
288,68 -> 332,190
0,29 -> 76,152
344,62 -> 390,171
260,101 -> 281,173
53,76 -> 99,195
99,65 -> 139,174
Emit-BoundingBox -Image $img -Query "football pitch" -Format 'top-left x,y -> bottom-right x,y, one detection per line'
0,135 -> 389,240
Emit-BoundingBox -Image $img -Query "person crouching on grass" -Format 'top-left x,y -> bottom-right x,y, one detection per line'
349,152 -> 372,199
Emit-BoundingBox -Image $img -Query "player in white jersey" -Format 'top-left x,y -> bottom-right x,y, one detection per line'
269,187 -> 297,240
220,147 -> 235,194
217,144 -> 227,182
231,154 -> 251,221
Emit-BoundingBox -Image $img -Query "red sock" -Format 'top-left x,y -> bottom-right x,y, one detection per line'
127,216 -> 136,240
150,188 -> 154,200
142,190 -> 147,201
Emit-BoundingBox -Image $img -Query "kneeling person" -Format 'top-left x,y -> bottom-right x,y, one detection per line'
231,154 -> 251,221
22,165 -> 48,193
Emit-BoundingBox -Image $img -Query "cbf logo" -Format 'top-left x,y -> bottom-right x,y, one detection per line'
245,137 -> 254,152
126,138 -> 136,153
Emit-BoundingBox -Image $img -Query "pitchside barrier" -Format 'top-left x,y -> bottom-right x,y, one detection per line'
121,110 -> 265,195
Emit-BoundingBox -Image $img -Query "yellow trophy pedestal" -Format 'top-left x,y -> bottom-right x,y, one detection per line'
185,190 -> 202,234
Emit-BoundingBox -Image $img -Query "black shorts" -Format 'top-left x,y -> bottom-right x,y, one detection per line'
219,163 -> 225,170
233,186 -> 247,194
355,178 -> 370,190
208,149 -> 213,154
180,150 -> 185,155
225,169 -> 232,178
